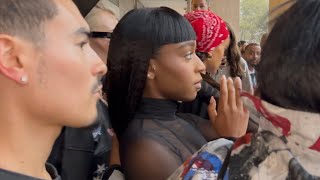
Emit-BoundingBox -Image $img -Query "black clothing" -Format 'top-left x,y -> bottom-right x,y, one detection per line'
0,164 -> 60,180
121,98 -> 211,179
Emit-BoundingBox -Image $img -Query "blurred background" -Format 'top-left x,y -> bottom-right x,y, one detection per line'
90,0 -> 288,43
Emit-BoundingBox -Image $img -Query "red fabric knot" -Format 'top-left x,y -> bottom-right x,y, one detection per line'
184,10 -> 229,53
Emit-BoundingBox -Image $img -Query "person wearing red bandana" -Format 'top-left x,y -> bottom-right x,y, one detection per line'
184,10 -> 230,75
179,10 -> 231,119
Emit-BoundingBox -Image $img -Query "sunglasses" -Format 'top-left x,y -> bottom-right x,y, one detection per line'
90,31 -> 112,39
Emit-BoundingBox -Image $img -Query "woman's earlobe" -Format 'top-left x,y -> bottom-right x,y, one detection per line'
147,60 -> 157,79
147,72 -> 155,79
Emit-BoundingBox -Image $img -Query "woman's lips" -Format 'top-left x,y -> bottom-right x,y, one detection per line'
194,81 -> 202,90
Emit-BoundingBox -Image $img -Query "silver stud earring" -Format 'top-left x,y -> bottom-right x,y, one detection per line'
147,74 -> 151,78
20,76 -> 28,84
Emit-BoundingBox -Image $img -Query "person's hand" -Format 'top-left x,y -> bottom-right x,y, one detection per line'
107,129 -> 121,165
208,76 -> 249,138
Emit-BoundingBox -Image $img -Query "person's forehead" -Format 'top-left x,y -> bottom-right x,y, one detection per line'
95,12 -> 118,31
158,41 -> 196,54
247,45 -> 261,51
193,0 -> 207,4
54,0 -> 89,30
251,46 -> 261,51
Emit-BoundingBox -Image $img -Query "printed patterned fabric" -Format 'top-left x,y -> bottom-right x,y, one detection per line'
169,93 -> 320,180
184,10 -> 229,53
168,139 -> 233,180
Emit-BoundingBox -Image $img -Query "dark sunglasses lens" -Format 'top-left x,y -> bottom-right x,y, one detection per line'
90,32 -> 112,38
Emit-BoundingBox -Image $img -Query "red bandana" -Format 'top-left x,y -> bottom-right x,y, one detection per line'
184,10 -> 229,53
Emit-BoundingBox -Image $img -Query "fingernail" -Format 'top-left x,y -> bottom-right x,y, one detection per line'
221,75 -> 226,81
210,96 -> 214,103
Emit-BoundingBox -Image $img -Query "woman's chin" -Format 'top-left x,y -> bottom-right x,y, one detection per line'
180,93 -> 197,103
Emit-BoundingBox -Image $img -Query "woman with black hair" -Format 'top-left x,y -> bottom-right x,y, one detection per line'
106,7 -> 248,179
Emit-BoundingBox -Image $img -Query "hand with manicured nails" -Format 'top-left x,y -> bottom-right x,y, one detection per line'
208,76 -> 249,138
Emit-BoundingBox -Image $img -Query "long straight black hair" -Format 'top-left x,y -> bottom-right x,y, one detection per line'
105,7 -> 196,138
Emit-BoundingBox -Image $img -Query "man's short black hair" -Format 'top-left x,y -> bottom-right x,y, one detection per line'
237,40 -> 247,47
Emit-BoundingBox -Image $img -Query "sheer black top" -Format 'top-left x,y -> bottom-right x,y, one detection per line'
120,98 -> 217,180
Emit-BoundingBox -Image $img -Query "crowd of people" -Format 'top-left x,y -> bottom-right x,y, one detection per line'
0,0 -> 319,180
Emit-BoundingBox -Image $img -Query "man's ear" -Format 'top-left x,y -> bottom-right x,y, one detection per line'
0,35 -> 29,85
146,59 -> 157,80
